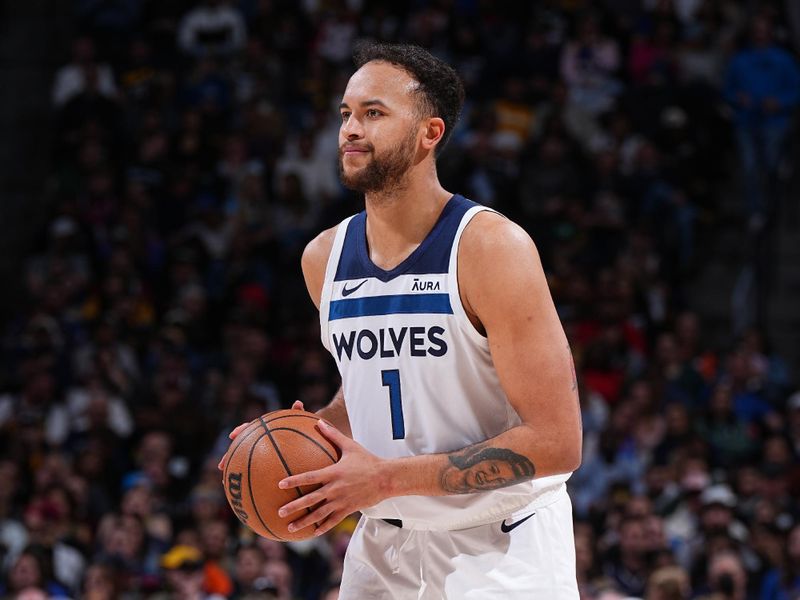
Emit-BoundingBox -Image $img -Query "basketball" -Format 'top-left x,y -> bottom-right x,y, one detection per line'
221,409 -> 340,541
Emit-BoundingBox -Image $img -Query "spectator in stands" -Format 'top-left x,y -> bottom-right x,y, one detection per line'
646,565 -> 692,600
119,482 -> 173,563
197,519 -> 233,597
0,460 -> 27,570
52,37 -> 117,106
81,561 -> 125,600
21,481 -> 85,593
263,558 -> 293,600
153,544 -> 226,600
274,129 -> 341,209
314,5 -> 359,66
698,380 -> 756,467
232,544 -> 268,598
724,14 -> 800,230
760,523 -> 800,600
629,18 -> 679,86
94,512 -> 153,591
45,377 -> 134,448
603,515 -> 652,597
1,546 -> 71,598
575,521 -> 603,597
696,550 -> 750,600
560,12 -> 623,144
686,485 -> 749,568
178,0 -> 247,59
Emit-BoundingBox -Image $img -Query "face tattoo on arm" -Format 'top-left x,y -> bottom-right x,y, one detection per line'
439,442 -> 536,494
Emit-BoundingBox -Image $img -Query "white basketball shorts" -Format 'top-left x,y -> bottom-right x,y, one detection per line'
339,488 -> 579,599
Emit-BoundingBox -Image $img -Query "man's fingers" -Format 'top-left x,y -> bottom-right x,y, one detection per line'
292,400 -> 305,411
279,465 -> 332,490
229,422 -> 250,440
278,490 -> 325,518
316,419 -> 351,450
285,502 -> 335,533
313,511 -> 345,536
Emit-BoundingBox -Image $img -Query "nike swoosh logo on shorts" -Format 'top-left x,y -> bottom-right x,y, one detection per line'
500,512 -> 535,533
341,279 -> 368,297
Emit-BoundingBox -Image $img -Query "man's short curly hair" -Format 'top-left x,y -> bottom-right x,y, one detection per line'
353,41 -> 465,156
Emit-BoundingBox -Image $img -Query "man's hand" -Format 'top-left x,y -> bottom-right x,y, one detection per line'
277,420 -> 389,536
217,401 -> 305,471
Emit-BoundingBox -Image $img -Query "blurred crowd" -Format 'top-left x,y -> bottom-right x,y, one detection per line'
1,0 -> 799,599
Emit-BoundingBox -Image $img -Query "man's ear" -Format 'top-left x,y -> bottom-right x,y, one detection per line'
420,117 -> 445,152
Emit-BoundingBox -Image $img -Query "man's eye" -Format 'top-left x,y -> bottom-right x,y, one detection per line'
341,112 -> 351,122
366,109 -> 382,118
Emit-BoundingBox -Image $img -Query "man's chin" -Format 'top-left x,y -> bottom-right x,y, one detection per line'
339,165 -> 374,189
340,179 -> 374,193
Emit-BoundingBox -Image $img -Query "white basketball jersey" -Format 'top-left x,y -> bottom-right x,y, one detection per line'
319,195 -> 570,530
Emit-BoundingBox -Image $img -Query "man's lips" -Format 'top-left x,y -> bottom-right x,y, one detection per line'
341,146 -> 370,154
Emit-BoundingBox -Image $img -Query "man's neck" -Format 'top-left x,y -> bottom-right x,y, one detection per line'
362,171 -> 452,272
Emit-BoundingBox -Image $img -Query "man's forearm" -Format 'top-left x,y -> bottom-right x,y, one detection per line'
438,439 -> 535,493
315,386 -> 351,438
379,424 -> 559,498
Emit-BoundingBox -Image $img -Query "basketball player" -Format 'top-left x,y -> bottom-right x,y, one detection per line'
223,42 -> 582,598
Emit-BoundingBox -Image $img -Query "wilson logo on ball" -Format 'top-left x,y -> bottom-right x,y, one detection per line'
227,472 -> 249,522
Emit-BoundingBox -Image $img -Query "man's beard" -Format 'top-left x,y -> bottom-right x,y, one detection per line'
338,130 -> 417,194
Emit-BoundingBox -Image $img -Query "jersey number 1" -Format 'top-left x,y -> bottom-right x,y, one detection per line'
381,369 -> 405,439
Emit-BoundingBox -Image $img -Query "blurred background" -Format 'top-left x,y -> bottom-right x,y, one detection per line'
0,0 -> 798,599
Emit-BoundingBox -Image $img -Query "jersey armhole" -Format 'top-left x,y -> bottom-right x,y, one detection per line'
319,216 -> 354,351
447,206 -> 494,347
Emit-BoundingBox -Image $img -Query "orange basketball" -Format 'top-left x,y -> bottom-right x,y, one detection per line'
221,409 -> 340,541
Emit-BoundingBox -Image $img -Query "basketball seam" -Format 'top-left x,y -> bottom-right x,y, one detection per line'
263,412 -> 323,425
263,412 -> 338,461
258,416 -> 318,524
259,417 -> 299,493
268,427 -> 338,463
246,431 -> 285,541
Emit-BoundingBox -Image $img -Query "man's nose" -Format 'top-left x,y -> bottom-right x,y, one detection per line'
342,116 -> 364,139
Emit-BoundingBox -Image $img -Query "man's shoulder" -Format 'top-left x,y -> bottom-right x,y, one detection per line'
457,209 -> 544,312
459,209 -> 535,257
302,224 -> 340,272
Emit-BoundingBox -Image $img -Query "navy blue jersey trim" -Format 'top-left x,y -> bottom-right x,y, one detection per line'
329,293 -> 453,321
334,195 -> 479,282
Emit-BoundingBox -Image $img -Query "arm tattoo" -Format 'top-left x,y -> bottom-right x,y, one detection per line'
438,345 -> 578,494
439,442 -> 536,494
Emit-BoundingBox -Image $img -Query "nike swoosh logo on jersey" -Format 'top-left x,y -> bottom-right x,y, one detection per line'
341,279 -> 368,297
500,512 -> 535,533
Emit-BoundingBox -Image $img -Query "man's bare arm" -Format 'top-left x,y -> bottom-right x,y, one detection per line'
300,225 -> 337,310
452,211 -> 582,481
314,386 -> 351,438
300,226 -> 352,438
